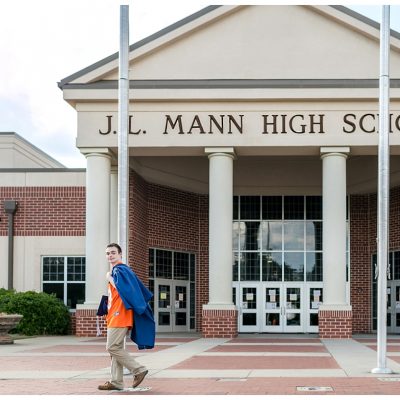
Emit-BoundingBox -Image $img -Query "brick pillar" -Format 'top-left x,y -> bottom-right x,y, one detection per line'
75,308 -> 106,337
202,308 -> 238,338
318,309 -> 353,339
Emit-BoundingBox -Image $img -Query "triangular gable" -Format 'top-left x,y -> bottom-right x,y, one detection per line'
59,5 -> 400,88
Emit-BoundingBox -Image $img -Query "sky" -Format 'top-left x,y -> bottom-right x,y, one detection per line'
1,1 -> 400,168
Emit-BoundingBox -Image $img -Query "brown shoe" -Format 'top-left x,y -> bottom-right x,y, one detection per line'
98,381 -> 122,391
133,370 -> 148,388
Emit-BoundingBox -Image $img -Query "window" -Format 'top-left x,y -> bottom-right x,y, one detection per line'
42,256 -> 85,309
234,196 -> 334,283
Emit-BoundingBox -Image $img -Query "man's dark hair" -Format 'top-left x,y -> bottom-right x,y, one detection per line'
106,243 -> 122,254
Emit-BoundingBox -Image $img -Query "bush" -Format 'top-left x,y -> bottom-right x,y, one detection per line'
0,289 -> 70,336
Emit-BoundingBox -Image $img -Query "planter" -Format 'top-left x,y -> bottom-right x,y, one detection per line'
0,313 -> 23,344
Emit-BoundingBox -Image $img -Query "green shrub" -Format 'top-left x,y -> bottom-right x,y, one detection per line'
0,290 -> 70,336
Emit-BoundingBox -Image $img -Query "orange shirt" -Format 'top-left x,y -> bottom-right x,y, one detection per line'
106,282 -> 134,328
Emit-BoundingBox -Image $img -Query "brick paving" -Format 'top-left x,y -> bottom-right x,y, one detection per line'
0,334 -> 400,395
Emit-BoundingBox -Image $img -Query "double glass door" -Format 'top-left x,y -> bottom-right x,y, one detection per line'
155,279 -> 189,332
234,282 -> 323,333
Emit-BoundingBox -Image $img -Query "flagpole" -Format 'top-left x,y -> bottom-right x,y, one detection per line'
118,5 -> 130,262
371,4 -> 392,375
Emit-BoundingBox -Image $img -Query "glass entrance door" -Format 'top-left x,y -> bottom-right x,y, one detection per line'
262,283 -> 304,333
155,279 -> 189,332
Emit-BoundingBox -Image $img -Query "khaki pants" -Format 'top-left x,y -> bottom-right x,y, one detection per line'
106,327 -> 146,389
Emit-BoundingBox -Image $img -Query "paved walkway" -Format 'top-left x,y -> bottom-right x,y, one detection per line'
1,333 -> 400,395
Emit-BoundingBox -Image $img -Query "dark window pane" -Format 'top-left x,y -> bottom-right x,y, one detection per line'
148,279 -> 154,311
306,252 -> 323,281
174,252 -> 189,280
233,196 -> 239,220
265,287 -> 280,307
262,252 -> 282,281
240,253 -> 260,281
284,196 -> 304,220
286,313 -> 301,326
243,313 -> 257,326
67,283 -> 85,309
190,282 -> 195,317
233,252 -> 239,281
43,257 -> 64,281
149,249 -> 154,278
67,257 -> 85,281
306,196 -> 322,219
310,313 -> 319,326
262,196 -> 282,220
156,250 -> 172,279
175,312 -> 186,326
266,312 -> 280,326
394,251 -> 400,280
232,287 -> 236,305
240,196 -> 260,220
190,254 -> 195,282
158,312 -> 170,326
240,221 -> 261,251
43,283 -> 64,302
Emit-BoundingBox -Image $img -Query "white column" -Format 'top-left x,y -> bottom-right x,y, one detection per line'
109,166 -> 118,243
320,147 -> 350,308
82,149 -> 111,306
204,147 -> 236,309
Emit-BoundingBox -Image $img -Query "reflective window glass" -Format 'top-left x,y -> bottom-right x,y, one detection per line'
284,252 -> 304,281
262,252 -> 282,281
306,252 -> 323,281
261,221 -> 282,251
306,221 -> 322,251
284,222 -> 304,250
240,253 -> 260,281
240,221 -> 261,251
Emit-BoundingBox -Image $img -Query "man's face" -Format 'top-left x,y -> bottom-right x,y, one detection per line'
106,246 -> 122,266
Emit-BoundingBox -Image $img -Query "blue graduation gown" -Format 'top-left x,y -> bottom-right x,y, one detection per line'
111,264 -> 155,349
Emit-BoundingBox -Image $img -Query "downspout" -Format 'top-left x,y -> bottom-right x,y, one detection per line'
4,200 -> 18,290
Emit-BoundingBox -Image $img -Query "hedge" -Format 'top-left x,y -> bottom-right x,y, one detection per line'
0,289 -> 71,336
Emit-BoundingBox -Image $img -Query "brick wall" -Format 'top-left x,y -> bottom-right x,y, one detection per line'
318,309 -> 353,338
130,173 -> 209,332
349,194 -> 372,333
202,309 -> 238,338
75,309 -> 106,337
0,187 -> 85,236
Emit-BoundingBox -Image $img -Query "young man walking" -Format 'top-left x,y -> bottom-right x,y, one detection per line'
98,243 -> 154,391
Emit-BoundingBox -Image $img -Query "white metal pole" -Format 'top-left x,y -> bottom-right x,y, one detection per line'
371,5 -> 392,375
118,5 -> 130,262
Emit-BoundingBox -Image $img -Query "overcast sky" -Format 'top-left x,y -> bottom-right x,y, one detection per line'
0,1 -> 399,168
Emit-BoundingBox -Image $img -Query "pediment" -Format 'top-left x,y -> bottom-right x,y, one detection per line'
61,5 -> 400,87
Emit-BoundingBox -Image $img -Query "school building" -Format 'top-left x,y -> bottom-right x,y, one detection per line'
2,5 -> 400,338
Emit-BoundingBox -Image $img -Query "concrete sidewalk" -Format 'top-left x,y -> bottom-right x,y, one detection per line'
0,333 -> 400,395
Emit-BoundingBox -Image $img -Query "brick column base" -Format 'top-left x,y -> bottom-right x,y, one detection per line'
318,308 -> 353,339
75,308 -> 106,337
202,308 -> 238,338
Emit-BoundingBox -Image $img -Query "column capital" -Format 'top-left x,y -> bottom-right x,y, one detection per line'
320,147 -> 350,158
79,147 -> 112,157
205,147 -> 236,159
